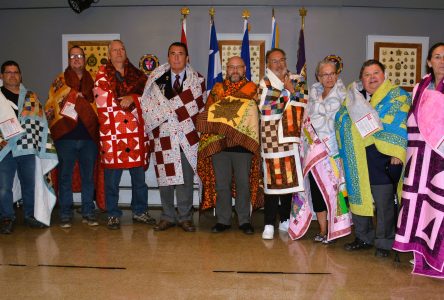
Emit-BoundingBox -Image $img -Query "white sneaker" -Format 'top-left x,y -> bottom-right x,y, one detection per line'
279,219 -> 290,232
262,225 -> 274,240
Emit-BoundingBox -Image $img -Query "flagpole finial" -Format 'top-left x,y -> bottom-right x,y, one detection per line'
209,7 -> 215,18
242,9 -> 250,20
272,8 -> 275,18
181,7 -> 190,18
299,7 -> 307,29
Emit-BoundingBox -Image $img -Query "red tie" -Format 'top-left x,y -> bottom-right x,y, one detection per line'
173,74 -> 181,94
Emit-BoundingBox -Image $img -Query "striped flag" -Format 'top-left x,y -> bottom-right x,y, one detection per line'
207,19 -> 223,92
271,13 -> 279,49
181,17 -> 188,46
241,19 -> 251,81
296,27 -> 306,80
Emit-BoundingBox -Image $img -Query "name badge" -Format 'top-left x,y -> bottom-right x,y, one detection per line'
355,113 -> 380,138
60,101 -> 78,121
0,118 -> 24,140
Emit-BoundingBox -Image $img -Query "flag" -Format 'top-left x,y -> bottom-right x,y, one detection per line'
271,15 -> 279,49
207,19 -> 223,92
241,19 -> 251,81
181,17 -> 188,46
296,28 -> 306,80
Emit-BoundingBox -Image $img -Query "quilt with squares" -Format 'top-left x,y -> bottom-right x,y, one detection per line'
94,65 -> 149,169
393,77 -> 444,279
0,85 -> 58,225
140,63 -> 206,186
257,70 -> 307,194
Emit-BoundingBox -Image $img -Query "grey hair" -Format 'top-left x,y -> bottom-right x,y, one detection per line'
108,39 -> 125,54
315,59 -> 337,78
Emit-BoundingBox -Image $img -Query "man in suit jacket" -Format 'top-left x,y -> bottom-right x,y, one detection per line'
140,42 -> 206,232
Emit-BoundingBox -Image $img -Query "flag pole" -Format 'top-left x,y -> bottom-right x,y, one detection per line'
181,7 -> 190,44
181,6 -> 190,20
299,7 -> 307,30
242,9 -> 250,30
241,9 -> 251,81
209,6 -> 215,22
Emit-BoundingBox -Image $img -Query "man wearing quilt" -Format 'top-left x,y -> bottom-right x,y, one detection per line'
94,40 -> 155,230
141,42 -> 206,232
0,60 -> 58,234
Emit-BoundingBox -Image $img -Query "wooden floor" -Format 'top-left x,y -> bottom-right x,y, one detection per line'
1,208 -> 443,299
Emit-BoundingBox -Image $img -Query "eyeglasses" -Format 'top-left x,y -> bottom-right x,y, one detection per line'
3,71 -> 20,75
269,58 -> 286,65
227,65 -> 245,71
69,54 -> 84,59
318,72 -> 337,79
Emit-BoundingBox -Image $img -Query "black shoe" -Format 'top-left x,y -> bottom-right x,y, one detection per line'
239,223 -> 254,235
375,248 -> 390,257
107,217 -> 120,230
0,219 -> 14,234
344,238 -> 373,251
24,217 -> 47,228
211,223 -> 231,233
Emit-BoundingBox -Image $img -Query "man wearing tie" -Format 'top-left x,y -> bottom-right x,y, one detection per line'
141,42 -> 206,232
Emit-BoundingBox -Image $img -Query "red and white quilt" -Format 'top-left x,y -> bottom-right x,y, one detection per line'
141,63 -> 206,186
94,66 -> 148,169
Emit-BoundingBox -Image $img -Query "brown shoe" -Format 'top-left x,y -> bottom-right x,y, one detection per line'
153,220 -> 176,231
179,220 -> 196,232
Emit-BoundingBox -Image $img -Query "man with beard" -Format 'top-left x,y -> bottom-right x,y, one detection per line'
197,56 -> 261,235
45,46 -> 100,228
94,40 -> 154,230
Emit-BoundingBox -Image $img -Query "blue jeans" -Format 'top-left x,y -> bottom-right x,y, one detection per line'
104,166 -> 148,218
55,140 -> 98,219
0,152 -> 35,220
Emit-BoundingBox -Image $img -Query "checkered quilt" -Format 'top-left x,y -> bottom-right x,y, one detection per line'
141,64 -> 206,186
258,70 -> 307,194
0,85 -> 58,225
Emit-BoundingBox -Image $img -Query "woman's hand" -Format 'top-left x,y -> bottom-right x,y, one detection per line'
390,157 -> 402,165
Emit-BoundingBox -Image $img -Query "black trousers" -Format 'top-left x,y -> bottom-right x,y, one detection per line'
309,172 -> 327,213
264,193 -> 292,225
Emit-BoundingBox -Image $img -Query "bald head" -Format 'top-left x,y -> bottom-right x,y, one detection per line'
226,56 -> 246,83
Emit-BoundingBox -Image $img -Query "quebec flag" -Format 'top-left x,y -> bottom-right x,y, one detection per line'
207,19 -> 223,92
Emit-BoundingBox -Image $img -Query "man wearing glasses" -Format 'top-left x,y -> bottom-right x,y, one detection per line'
197,56 -> 260,235
0,60 -> 58,233
257,48 -> 308,240
45,46 -> 100,228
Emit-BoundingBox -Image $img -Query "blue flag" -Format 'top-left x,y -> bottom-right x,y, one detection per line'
207,20 -> 222,92
241,19 -> 251,81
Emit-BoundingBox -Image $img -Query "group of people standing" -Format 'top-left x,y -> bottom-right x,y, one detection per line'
0,38 -> 442,278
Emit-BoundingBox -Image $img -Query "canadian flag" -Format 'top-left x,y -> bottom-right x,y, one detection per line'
181,17 -> 187,46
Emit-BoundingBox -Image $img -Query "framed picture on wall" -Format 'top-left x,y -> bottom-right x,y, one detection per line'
62,33 -> 120,75
367,35 -> 429,92
218,34 -> 271,84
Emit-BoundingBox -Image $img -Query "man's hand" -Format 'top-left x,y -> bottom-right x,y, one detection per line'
76,92 -> 84,98
390,157 -> 402,165
283,74 -> 295,94
119,95 -> 134,109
